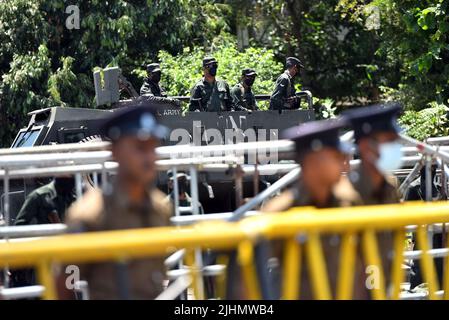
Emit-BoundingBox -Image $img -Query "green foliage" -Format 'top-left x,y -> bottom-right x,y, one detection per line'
398,102 -> 449,140
133,38 -> 284,110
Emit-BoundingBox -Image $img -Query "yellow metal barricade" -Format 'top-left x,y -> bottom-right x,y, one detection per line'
1,202 -> 449,300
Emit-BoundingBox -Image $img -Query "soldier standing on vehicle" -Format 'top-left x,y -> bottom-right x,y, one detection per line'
140,63 -> 167,97
263,118 -> 363,299
230,68 -> 258,112
189,57 -> 234,112
269,57 -> 304,111
59,100 -> 173,300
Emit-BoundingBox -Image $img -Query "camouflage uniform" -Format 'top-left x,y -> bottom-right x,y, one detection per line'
189,78 -> 234,112
230,83 -> 257,111
66,183 -> 172,300
140,78 -> 166,97
269,71 -> 296,111
14,181 -> 75,225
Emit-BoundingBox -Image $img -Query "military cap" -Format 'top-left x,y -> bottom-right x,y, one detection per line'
203,56 -> 218,67
242,68 -> 257,76
286,57 -> 304,69
146,63 -> 161,73
100,101 -> 168,141
283,117 -> 349,159
343,102 -> 402,141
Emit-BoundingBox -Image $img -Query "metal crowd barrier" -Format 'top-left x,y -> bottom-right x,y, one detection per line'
0,202 -> 449,300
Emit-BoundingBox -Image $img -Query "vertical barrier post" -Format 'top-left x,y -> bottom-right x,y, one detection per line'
36,260 -> 57,300
416,225 -> 439,299
282,237 -> 301,300
362,230 -> 386,300
237,241 -> 261,299
3,168 -> 10,288
391,230 -> 405,300
306,232 -> 331,300
336,232 -> 357,300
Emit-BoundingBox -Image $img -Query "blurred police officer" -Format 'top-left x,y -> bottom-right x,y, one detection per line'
270,57 -> 304,111
230,68 -> 258,112
344,103 -> 403,299
344,103 -> 403,204
60,99 -> 173,300
165,170 -> 204,215
263,118 -> 363,299
140,63 -> 167,97
189,57 -> 234,112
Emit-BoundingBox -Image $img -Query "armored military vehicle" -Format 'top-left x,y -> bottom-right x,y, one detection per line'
3,67 -> 315,218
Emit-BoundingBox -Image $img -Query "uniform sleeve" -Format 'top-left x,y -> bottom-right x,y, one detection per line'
231,85 -> 249,112
189,84 -> 202,111
140,81 -> 153,96
270,77 -> 288,110
14,192 -> 41,225
224,82 -> 235,111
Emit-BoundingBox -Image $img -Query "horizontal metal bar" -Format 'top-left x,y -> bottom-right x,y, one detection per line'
400,290 -> 444,300
403,248 -> 449,259
170,211 -> 259,226
0,224 -> 67,238
0,285 -> 45,300
0,142 -> 111,156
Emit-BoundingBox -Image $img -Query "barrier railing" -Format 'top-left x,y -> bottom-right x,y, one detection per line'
0,202 -> 449,300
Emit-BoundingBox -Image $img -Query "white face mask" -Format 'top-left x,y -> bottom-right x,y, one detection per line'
375,141 -> 403,174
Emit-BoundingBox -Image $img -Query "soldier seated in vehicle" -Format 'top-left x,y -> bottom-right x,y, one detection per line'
269,57 -> 304,111
189,57 -> 234,112
164,170 -> 204,215
230,68 -> 258,112
140,63 -> 167,97
58,101 -> 173,300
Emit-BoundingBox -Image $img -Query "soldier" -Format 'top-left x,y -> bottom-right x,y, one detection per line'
344,103 -> 403,204
165,170 -> 204,215
59,100 -> 173,300
269,57 -> 304,111
14,176 -> 76,225
230,68 -> 258,112
140,63 -> 167,97
189,57 -> 234,112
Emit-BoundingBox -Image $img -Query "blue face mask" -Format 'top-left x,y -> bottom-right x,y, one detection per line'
375,141 -> 403,174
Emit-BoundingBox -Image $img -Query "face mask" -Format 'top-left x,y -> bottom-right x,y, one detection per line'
150,72 -> 161,83
208,65 -> 218,76
244,77 -> 255,87
375,141 -> 403,174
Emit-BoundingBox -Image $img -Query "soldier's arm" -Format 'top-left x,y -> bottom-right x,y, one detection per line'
14,192 -> 40,225
224,83 -> 236,111
189,85 -> 203,112
140,82 -> 152,96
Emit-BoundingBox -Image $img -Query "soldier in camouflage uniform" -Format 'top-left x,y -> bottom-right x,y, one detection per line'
140,63 -> 167,97
189,57 -> 234,112
230,68 -> 258,112
269,57 -> 304,111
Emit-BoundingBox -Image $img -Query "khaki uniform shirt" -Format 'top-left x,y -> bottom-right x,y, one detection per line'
66,184 -> 172,300
263,177 -> 368,299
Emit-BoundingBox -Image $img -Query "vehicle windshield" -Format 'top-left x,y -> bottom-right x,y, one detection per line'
11,128 -> 41,148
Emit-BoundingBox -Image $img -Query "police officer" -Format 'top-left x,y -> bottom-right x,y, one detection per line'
60,99 -> 173,300
263,118 -> 363,299
165,170 -> 204,215
269,57 -> 304,111
344,103 -> 403,299
14,176 -> 76,225
140,63 -> 167,97
344,103 -> 403,204
189,57 -> 234,112
230,68 -> 258,112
